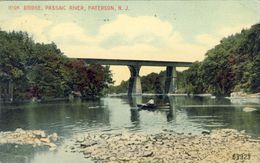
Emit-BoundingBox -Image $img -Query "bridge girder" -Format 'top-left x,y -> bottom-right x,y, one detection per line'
78,58 -> 193,67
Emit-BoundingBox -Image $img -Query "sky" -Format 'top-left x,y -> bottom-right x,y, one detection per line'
0,0 -> 260,85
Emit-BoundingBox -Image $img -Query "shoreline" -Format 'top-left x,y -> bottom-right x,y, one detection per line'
68,129 -> 260,162
2,92 -> 259,105
0,128 -> 259,162
0,128 -> 58,151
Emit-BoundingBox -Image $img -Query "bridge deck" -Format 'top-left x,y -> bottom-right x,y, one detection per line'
76,58 -> 192,67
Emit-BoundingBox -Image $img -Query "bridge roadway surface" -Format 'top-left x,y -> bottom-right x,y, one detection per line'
76,58 -> 193,67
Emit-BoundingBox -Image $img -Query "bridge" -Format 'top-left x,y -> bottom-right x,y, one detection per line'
77,58 -> 193,95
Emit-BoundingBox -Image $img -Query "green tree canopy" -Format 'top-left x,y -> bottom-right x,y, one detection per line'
0,29 -> 113,100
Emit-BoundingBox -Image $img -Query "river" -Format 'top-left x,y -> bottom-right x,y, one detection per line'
0,95 -> 260,163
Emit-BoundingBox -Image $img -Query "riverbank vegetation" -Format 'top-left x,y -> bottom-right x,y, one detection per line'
0,30 -> 113,101
182,24 -> 260,95
109,24 -> 260,96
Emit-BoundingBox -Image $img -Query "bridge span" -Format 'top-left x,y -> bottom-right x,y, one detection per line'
76,58 -> 193,95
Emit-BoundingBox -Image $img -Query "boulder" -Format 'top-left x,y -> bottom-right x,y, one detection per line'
40,138 -> 50,143
49,133 -> 58,141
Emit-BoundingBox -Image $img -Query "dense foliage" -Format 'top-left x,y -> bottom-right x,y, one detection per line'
0,30 -> 113,100
182,24 -> 260,95
109,24 -> 260,95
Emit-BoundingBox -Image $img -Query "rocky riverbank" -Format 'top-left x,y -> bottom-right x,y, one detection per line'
0,128 -> 58,151
68,129 -> 260,163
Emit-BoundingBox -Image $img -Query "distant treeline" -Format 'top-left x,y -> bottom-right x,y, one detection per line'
109,24 -> 260,95
108,71 -> 186,94
0,30 -> 113,100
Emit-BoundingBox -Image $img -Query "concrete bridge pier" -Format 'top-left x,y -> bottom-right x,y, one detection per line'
164,66 -> 177,94
128,65 -> 142,95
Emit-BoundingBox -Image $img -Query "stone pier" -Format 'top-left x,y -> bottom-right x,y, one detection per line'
128,65 -> 142,95
164,66 -> 177,94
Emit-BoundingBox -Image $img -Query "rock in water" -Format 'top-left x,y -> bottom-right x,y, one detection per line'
243,107 -> 256,112
240,130 -> 246,134
49,133 -> 58,141
0,129 -> 58,151
33,130 -> 46,138
76,136 -> 85,143
48,143 -> 57,151
142,151 -> 153,157
80,141 -> 97,148
40,138 -> 50,143
202,131 -> 210,135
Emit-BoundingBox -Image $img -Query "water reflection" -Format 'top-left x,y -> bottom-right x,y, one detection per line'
0,100 -> 110,136
126,95 -> 260,137
128,95 -> 177,123
165,96 -> 176,122
0,96 -> 260,163
128,95 -> 142,108
0,96 -> 260,136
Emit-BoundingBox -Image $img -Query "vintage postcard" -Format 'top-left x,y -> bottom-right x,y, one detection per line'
0,0 -> 260,162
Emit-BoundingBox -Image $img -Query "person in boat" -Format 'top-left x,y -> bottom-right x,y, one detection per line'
141,99 -> 156,110
137,99 -> 155,110
146,99 -> 155,107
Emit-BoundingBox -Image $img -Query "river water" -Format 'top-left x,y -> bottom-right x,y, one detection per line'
0,95 -> 260,163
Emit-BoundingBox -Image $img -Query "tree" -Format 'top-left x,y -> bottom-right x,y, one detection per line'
180,23 -> 260,95
0,29 -> 114,100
